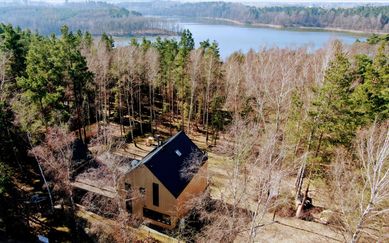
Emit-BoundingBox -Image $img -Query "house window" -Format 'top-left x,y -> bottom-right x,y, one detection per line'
125,182 -> 131,191
143,208 -> 171,225
139,187 -> 146,196
175,149 -> 182,157
152,183 -> 159,207
126,200 -> 132,213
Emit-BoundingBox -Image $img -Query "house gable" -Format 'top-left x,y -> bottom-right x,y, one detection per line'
117,131 -> 208,229
142,131 -> 206,198
118,164 -> 178,228
177,161 -> 208,217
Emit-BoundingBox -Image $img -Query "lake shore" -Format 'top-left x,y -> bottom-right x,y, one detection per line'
202,17 -> 380,36
113,18 -> 366,59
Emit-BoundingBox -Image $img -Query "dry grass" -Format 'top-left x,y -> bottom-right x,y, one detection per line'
76,205 -> 178,242
86,122 -> 343,242
188,131 -> 343,242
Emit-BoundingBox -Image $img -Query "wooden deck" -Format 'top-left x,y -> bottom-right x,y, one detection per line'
72,180 -> 116,199
76,204 -> 180,242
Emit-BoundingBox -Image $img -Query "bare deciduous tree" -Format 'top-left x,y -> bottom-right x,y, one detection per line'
177,120 -> 290,242
30,126 -> 76,208
0,50 -> 11,97
79,126 -> 148,241
330,122 -> 389,242
145,47 -> 160,133
187,49 -> 203,134
352,122 -> 389,242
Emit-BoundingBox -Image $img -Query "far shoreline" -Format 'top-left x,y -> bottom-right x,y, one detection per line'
190,17 -> 385,37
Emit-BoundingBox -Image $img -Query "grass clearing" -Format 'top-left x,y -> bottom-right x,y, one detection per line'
85,123 -> 343,242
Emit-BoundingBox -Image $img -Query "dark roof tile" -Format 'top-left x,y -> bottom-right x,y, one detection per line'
143,131 -> 205,198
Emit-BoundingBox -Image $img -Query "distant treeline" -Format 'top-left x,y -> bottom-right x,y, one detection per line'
0,2 -> 180,36
121,1 -> 389,33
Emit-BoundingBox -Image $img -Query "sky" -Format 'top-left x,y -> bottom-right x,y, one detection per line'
2,0 -> 388,5
181,0 -> 388,2
4,0 -> 388,2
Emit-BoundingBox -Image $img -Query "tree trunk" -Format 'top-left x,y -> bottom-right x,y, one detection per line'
149,82 -> 153,134
205,89 -> 210,145
39,98 -> 49,134
138,83 -> 143,135
125,88 -> 133,142
119,86 -> 123,137
170,82 -> 174,136
28,134 -> 54,211
315,132 -> 324,157
181,101 -> 185,131
187,87 -> 194,134
130,80 -> 137,147
296,181 -> 310,218
205,56 -> 213,145
96,82 -> 101,134
103,77 -> 107,125
351,203 -> 372,243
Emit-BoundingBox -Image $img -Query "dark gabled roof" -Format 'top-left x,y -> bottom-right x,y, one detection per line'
142,131 -> 206,198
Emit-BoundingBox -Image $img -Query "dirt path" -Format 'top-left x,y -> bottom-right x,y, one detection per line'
187,133 -> 344,243
234,213 -> 343,243
107,128 -> 343,242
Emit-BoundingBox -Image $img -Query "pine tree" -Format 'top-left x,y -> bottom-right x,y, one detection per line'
175,29 -> 194,129
59,26 -> 93,142
16,35 -> 66,133
351,43 -> 389,123
0,24 -> 30,81
0,24 -> 30,100
204,41 -> 223,144
0,117 -> 15,215
154,38 -> 178,133
308,41 -> 355,161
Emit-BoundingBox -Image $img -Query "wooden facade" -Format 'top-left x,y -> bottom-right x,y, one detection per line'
117,131 -> 208,229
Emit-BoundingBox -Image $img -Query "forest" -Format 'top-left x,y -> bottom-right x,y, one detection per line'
0,2 -> 179,36
122,1 -> 389,33
0,21 -> 388,242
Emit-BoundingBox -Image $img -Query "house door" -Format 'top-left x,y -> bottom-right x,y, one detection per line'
125,182 -> 132,213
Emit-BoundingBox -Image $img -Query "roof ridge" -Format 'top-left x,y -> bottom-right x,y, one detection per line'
140,130 -> 203,198
140,130 -> 185,165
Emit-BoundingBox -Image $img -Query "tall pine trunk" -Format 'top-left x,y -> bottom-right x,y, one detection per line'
149,82 -> 153,134
138,83 -> 143,135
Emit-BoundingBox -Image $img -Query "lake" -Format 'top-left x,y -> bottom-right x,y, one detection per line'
114,22 -> 366,60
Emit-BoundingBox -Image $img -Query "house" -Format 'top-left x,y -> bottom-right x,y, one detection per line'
117,131 -> 208,229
